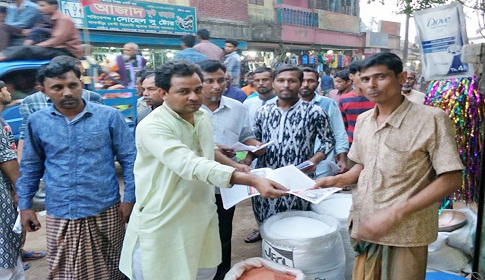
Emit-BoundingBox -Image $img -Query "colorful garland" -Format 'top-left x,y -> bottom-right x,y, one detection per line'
425,76 -> 484,203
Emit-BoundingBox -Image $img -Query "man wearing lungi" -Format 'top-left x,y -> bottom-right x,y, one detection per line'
17,60 -> 136,279
314,52 -> 464,280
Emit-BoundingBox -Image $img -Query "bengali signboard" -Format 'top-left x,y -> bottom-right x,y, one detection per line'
317,10 -> 359,34
59,0 -> 196,35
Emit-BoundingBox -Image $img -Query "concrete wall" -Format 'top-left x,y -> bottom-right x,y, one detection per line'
248,0 -> 281,41
197,19 -> 251,41
248,0 -> 274,25
281,25 -> 363,47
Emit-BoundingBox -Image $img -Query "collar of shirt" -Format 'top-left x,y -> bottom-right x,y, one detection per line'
11,0 -> 34,10
48,98 -> 92,123
162,102 -> 205,124
310,94 -> 323,105
276,98 -> 303,112
372,97 -> 411,129
201,96 -> 233,114
258,93 -> 277,103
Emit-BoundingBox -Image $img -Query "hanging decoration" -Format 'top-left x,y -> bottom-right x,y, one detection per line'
425,76 -> 484,203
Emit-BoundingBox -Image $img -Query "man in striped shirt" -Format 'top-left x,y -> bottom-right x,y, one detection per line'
338,61 -> 374,146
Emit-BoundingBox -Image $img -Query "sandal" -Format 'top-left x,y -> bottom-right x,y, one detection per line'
23,251 -> 45,261
244,229 -> 261,243
23,262 -> 30,271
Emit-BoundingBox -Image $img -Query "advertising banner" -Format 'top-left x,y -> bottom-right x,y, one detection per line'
414,2 -> 474,80
317,10 -> 360,34
59,0 -> 197,35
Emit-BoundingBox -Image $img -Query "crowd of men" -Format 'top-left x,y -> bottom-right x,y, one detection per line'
0,3 -> 463,279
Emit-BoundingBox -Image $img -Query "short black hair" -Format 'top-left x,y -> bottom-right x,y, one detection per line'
180,34 -> 196,48
225,39 -> 238,47
301,67 -> 318,80
51,55 -> 81,65
155,61 -> 203,92
0,6 -> 7,14
334,69 -> 350,81
37,60 -> 81,86
141,71 -> 155,85
253,67 -> 272,77
348,60 -> 362,75
273,64 -> 303,82
197,60 -> 226,73
360,52 -> 403,76
38,0 -> 59,5
196,29 -> 210,40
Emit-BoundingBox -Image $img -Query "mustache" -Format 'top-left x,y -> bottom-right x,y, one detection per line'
300,86 -> 316,91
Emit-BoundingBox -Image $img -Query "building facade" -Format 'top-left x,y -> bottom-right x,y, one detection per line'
9,0 -> 400,71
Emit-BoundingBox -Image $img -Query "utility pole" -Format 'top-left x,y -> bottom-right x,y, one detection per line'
402,0 -> 411,65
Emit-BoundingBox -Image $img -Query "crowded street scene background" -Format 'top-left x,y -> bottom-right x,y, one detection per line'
0,0 -> 483,279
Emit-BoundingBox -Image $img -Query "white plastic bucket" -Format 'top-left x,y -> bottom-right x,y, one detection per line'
311,193 -> 354,280
260,211 -> 345,280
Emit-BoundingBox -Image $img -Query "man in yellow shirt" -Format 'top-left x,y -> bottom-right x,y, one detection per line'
119,60 -> 287,280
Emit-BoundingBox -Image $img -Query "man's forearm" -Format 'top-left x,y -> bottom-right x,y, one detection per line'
215,149 -> 239,168
243,138 -> 262,147
332,163 -> 363,187
309,151 -> 326,165
336,152 -> 348,163
0,159 -> 20,189
230,170 -> 258,186
17,139 -> 24,162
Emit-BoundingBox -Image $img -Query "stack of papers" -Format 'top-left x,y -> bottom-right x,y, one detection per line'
230,141 -> 274,153
220,165 -> 340,210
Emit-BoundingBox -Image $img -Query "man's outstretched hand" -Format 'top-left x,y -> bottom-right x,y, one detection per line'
252,177 -> 288,199
311,176 -> 338,189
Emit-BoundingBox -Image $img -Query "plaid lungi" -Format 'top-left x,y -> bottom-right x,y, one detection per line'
352,240 -> 428,280
46,203 -> 125,280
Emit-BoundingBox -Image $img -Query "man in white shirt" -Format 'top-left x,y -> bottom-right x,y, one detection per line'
197,60 -> 263,280
401,70 -> 425,104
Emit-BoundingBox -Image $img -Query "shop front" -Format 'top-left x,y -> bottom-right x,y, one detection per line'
59,0 -> 244,69
243,42 -> 363,75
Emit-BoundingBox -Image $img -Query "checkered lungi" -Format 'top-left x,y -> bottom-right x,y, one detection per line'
46,203 -> 125,280
352,241 -> 428,280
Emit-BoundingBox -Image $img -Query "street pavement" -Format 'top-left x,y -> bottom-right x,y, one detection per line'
24,199 -> 262,279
